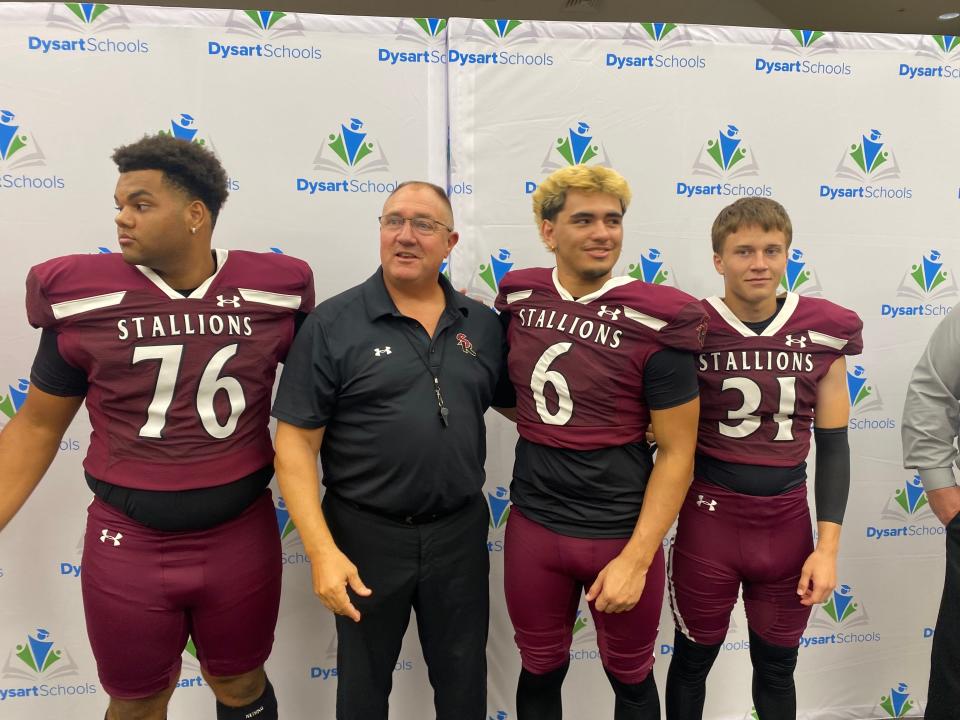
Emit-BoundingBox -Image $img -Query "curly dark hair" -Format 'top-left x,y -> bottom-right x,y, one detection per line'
112,134 -> 229,227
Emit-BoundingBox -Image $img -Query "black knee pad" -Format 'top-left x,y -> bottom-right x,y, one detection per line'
748,630 -> 798,693
216,677 -> 277,720
671,631 -> 722,682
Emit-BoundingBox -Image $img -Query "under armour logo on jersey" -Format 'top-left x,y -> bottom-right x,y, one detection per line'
696,495 -> 717,512
785,334 -> 807,348
99,529 -> 123,546
217,295 -> 241,307
597,305 -> 621,321
374,347 -> 392,357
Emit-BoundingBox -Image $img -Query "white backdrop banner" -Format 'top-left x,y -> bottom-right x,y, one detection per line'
0,4 -> 956,720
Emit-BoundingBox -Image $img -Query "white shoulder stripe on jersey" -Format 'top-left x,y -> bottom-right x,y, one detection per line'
52,291 -> 126,319
622,306 -> 667,331
505,290 -> 533,304
807,330 -> 848,350
238,288 -> 302,309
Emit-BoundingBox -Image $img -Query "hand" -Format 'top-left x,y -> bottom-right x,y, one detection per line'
585,551 -> 648,613
925,485 -> 960,527
310,547 -> 372,622
797,549 -> 837,606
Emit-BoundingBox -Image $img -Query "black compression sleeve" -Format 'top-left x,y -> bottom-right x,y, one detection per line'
643,348 -> 699,410
814,426 -> 850,524
30,328 -> 88,397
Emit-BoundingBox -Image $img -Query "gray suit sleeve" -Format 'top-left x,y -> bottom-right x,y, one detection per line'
902,304 -> 960,491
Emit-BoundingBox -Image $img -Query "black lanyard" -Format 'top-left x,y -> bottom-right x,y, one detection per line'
399,317 -> 451,428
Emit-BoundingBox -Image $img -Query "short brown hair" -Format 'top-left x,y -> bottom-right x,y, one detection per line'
711,197 -> 792,253
386,180 -> 453,226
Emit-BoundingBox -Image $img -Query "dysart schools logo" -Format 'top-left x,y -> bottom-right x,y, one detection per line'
883,251 -> 957,319
489,712 -> 509,720
0,110 -> 46,172
443,18 -> 553,69
883,475 -> 933,521
479,249 -> 514,295
779,249 -> 822,295
608,22 -> 705,71
847,365 -> 882,414
160,113 -> 207,145
876,682 -> 918,718
821,129 -> 911,200
298,118 -> 399,195
487,486 -> 511,529
544,121 -> 609,171
2,629 -> 78,682
802,584 -> 881,647
758,29 -> 851,76
896,250 -> 957,301
0,378 -> 29,420
208,10 -> 319,61
29,3 -> 146,55
905,34 -> 960,75
275,496 -> 297,541
45,2 -> 130,32
223,9 -> 305,39
677,124 -> 772,199
817,585 -> 868,628
628,248 -> 674,285
867,474 -> 944,541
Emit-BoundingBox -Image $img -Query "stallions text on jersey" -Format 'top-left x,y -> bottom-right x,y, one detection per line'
495,267 -> 707,451
696,292 -> 863,467
26,249 -> 314,490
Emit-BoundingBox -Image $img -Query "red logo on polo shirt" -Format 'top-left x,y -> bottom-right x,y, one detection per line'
456,333 -> 477,357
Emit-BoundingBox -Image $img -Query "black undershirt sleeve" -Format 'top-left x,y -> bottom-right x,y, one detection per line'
813,426 -> 850,524
643,348 -> 699,410
30,328 -> 88,397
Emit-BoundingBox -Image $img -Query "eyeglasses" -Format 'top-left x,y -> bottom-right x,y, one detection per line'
379,214 -> 453,236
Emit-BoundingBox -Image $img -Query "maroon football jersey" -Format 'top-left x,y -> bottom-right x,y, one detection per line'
26,249 -> 314,491
495,267 -> 707,450
696,293 -> 862,467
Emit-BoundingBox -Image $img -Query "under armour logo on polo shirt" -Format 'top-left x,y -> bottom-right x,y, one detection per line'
100,529 -> 123,546
597,305 -> 621,320
695,495 -> 717,512
785,334 -> 807,348
374,347 -> 392,357
217,295 -> 241,307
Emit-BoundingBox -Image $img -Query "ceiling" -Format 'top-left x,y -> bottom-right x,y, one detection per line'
115,0 -> 960,35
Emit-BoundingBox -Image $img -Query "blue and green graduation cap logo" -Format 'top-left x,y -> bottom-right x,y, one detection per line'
393,17 -> 447,45
65,3 -> 109,24
415,18 -> 447,37
0,378 -> 29,419
223,8 -> 303,39
0,110 -> 46,171
770,28 -> 836,57
779,249 -> 822,295
835,129 -> 900,183
916,34 -> 960,61
692,124 -> 759,180
275,496 -> 297,540
478,250 -> 514,294
2,629 -> 78,681
896,250 -> 957,301
313,117 -> 390,175
628,249 -> 671,285
487,486 -> 511,529
878,683 -> 915,718
622,20 -> 692,50
846,365 -> 882,413
882,474 -> 932,521
161,113 -> 205,144
47,2 -> 129,31
821,584 -> 862,625
792,29 -> 825,47
541,121 -> 610,172
484,19 -> 521,38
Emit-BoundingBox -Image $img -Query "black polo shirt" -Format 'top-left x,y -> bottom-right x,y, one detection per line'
272,269 -> 512,517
